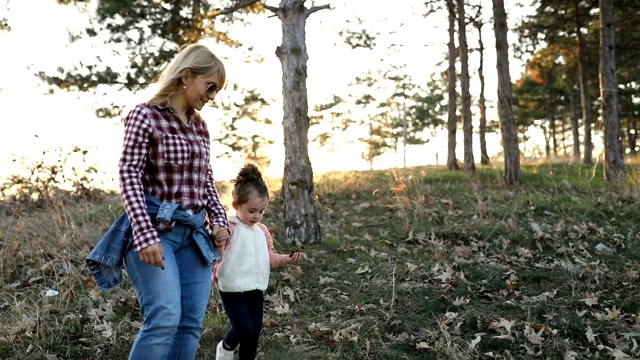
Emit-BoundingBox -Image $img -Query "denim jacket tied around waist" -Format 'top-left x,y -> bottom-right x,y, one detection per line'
86,194 -> 221,291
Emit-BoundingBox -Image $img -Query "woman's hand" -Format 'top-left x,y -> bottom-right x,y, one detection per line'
289,251 -> 304,265
138,242 -> 165,269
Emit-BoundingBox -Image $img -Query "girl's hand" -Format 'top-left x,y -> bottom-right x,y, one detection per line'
289,251 -> 304,265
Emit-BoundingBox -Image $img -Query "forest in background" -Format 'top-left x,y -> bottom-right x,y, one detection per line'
1,1 -> 636,173
1,1 -> 640,358
0,0 -> 638,245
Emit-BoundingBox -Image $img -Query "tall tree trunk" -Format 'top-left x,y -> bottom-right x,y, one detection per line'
402,107 -> 407,168
550,110 -> 558,157
267,0 -> 328,244
446,0 -> 459,170
475,18 -> 490,165
570,88 -> 581,162
627,117 -> 637,157
492,0 -> 521,185
560,113 -> 569,156
599,0 -> 625,181
542,122 -> 551,159
623,88 -> 636,157
549,116 -> 558,158
457,0 -> 475,172
574,0 -> 594,165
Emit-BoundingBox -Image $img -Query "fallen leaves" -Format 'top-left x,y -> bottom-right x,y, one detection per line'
581,292 -> 599,307
5,166 -> 640,359
307,321 -> 363,345
524,323 -> 556,346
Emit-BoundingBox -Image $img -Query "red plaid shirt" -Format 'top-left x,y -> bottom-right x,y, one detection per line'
119,102 -> 229,251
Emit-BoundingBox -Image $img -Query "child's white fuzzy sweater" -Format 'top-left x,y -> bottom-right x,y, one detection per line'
214,216 -> 290,292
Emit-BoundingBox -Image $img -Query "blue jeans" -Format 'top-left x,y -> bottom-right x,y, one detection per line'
125,223 -> 213,360
219,290 -> 264,360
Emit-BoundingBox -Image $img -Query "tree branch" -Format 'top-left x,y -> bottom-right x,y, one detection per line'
263,4 -> 279,13
306,4 -> 330,17
217,0 -> 262,16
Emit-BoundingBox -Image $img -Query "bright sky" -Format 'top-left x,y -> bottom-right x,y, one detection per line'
0,0 -> 532,190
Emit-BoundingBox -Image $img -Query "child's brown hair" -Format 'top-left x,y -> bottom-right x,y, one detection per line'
231,163 -> 269,207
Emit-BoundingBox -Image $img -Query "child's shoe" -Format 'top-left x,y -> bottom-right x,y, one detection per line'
216,340 -> 235,360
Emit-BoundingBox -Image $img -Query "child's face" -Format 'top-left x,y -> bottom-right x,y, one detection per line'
234,193 -> 269,226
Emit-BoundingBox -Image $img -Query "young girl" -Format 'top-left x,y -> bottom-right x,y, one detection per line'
214,163 -> 304,360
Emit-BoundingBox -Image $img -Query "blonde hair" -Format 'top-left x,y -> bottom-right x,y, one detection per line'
148,44 -> 226,116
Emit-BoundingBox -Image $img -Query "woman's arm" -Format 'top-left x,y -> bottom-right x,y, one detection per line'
119,104 -> 159,251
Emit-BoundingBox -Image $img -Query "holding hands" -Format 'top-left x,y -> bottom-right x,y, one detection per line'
211,224 -> 230,256
211,224 -> 230,247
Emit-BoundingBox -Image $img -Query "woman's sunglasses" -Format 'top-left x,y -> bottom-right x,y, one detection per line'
195,74 -> 219,95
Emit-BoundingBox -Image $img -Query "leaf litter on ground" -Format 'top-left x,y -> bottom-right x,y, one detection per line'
2,163 -> 640,359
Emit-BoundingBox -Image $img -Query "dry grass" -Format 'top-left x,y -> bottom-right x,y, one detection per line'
2,162 -> 640,359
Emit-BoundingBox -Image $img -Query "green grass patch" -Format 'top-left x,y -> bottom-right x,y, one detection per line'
3,162 -> 640,358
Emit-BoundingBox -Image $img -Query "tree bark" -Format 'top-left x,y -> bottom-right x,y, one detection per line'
446,0 -> 459,170
599,0 -> 625,182
492,0 -> 521,185
550,111 -> 558,157
569,88 -> 581,162
475,18 -> 489,165
457,0 -> 475,173
574,0 -> 594,165
268,0 -> 328,244
627,118 -> 637,157
542,122 -> 551,159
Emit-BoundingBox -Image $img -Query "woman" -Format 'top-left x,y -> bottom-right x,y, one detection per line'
119,43 -> 230,360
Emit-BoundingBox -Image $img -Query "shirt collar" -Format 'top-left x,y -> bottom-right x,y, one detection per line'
229,215 -> 254,228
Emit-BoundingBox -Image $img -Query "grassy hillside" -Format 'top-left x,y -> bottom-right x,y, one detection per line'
2,163 -> 640,359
